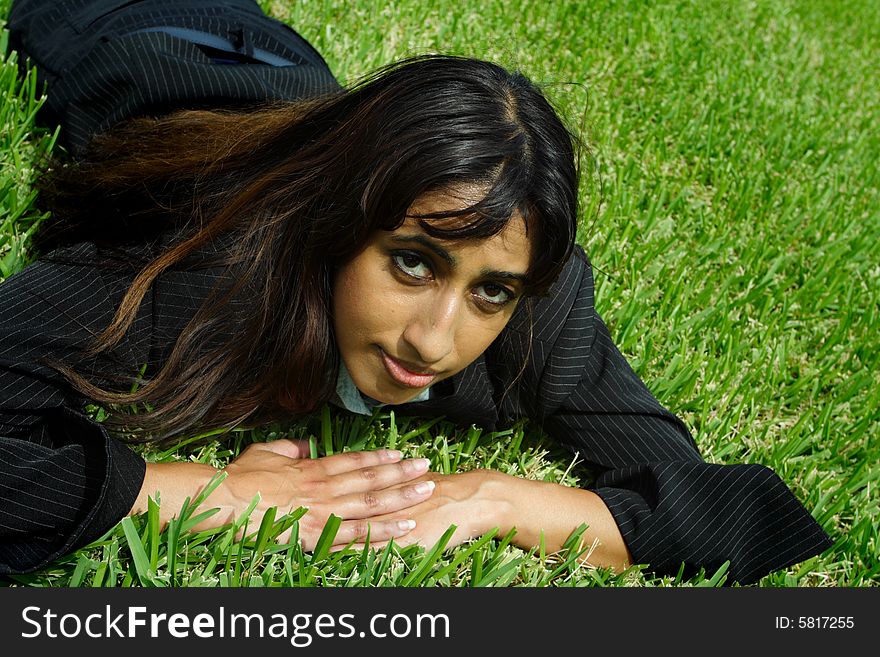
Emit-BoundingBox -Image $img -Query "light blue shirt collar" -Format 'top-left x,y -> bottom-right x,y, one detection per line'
333,360 -> 431,415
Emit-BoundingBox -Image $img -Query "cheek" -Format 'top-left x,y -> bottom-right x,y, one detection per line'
332,256 -> 402,342
333,265 -> 372,340
455,313 -> 510,361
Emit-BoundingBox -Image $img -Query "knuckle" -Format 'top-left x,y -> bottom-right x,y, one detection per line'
300,517 -> 320,537
362,491 -> 381,509
360,467 -> 378,482
351,520 -> 368,538
308,476 -> 329,492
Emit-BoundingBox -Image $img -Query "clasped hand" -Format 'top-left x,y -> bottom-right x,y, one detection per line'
190,439 -> 502,552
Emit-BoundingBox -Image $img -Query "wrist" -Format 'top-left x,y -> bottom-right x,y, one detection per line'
475,469 -> 519,538
130,461 -> 220,521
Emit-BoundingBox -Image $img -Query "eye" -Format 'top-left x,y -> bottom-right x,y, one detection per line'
474,283 -> 515,307
391,251 -> 433,280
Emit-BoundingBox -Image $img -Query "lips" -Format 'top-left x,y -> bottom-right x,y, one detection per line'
380,349 -> 438,389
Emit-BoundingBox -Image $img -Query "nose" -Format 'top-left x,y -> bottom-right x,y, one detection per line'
401,289 -> 459,365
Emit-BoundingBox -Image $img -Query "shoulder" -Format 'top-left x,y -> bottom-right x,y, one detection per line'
0,243 -> 110,317
488,246 -> 596,417
0,242 -> 157,371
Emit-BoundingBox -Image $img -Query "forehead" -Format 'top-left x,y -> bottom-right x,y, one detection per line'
397,188 -> 534,267
391,215 -> 531,260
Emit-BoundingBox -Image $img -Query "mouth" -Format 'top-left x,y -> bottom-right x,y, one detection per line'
379,349 -> 438,389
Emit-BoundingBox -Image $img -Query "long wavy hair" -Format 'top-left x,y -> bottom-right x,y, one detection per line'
36,54 -> 580,442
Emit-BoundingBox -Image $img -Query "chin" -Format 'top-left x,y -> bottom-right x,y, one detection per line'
369,385 -> 425,406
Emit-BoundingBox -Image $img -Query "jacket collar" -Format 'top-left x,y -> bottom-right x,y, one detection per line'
384,354 -> 499,430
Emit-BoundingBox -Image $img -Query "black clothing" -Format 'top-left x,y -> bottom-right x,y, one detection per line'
0,0 -> 832,582
7,0 -> 340,155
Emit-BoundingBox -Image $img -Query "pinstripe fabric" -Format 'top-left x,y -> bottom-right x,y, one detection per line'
8,0 -> 341,155
0,239 -> 238,574
1,0 -> 832,581
0,244 -> 148,572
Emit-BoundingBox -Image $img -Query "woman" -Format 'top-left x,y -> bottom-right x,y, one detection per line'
1,0 -> 832,583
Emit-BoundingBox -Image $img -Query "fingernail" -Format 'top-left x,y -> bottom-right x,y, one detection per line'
383,449 -> 403,460
414,481 -> 435,495
397,519 -> 416,532
405,458 -> 430,473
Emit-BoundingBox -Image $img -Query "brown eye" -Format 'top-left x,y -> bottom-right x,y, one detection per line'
474,283 -> 513,306
391,252 -> 432,280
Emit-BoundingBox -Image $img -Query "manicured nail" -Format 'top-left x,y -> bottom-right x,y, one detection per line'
405,458 -> 430,473
414,481 -> 435,495
382,449 -> 403,460
397,519 -> 416,532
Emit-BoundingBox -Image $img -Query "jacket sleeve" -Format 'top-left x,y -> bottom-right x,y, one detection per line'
530,253 -> 833,585
0,249 -> 148,575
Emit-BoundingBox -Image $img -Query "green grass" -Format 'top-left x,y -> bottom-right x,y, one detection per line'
1,0 -> 877,587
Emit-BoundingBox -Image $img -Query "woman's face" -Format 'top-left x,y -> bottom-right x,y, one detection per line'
332,189 -> 532,405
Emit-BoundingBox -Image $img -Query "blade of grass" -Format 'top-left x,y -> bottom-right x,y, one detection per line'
401,524 -> 457,587
121,517 -> 160,587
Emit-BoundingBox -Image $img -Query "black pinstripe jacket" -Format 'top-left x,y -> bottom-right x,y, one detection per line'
0,0 -> 832,582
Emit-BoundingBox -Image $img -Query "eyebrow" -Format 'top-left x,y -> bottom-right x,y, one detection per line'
389,234 -> 530,287
391,234 -> 456,267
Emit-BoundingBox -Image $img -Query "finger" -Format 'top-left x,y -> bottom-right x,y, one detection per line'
334,480 -> 435,519
330,540 -> 390,554
330,536 -> 417,554
329,457 -> 431,494
317,448 -> 405,475
247,438 -> 312,459
277,518 -> 416,550
332,518 -> 418,547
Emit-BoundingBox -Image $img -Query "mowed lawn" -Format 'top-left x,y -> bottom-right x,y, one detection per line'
0,0 -> 877,587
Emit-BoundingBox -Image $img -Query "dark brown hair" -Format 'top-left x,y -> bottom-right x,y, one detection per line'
36,55 -> 580,442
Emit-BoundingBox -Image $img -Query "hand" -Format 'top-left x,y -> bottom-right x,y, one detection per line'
334,468 -> 633,573
337,469 -> 509,552
132,439 -> 436,550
